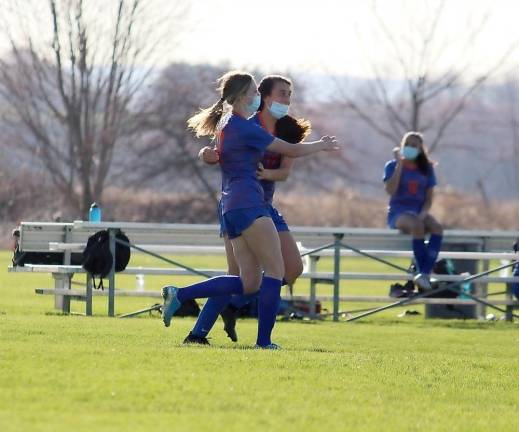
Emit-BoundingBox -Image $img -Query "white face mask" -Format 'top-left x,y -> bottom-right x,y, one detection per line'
401,146 -> 420,160
268,101 -> 290,119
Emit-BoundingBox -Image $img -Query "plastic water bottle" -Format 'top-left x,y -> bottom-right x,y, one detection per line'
136,274 -> 145,292
89,202 -> 101,222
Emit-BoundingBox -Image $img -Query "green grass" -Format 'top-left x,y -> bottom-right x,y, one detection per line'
1,251 -> 519,432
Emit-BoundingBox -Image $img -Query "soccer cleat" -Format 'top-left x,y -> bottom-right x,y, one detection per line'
161,286 -> 181,327
220,306 -> 238,342
254,343 -> 281,350
413,273 -> 432,291
183,332 -> 210,345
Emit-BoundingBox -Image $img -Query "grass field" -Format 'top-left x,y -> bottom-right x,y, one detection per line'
1,251 -> 519,431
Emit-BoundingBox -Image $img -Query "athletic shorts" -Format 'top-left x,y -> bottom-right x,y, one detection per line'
268,204 -> 289,233
387,210 -> 419,229
222,206 -> 271,239
219,202 -> 289,237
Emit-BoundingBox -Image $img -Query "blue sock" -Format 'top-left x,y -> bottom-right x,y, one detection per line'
192,295 -> 231,338
256,276 -> 282,347
229,292 -> 258,309
412,239 -> 429,274
425,234 -> 443,274
176,275 -> 243,303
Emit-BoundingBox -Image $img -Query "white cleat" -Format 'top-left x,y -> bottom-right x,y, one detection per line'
413,273 -> 432,291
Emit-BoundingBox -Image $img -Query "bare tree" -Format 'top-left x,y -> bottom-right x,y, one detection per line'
120,62 -> 229,205
336,0 -> 518,153
0,0 -> 187,218
471,76 -> 519,201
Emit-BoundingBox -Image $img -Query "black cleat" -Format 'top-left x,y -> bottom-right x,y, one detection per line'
220,306 -> 238,342
183,332 -> 210,345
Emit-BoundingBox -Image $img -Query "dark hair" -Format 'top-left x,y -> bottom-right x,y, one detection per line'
401,131 -> 433,176
258,75 -> 292,111
275,116 -> 311,143
187,71 -> 253,137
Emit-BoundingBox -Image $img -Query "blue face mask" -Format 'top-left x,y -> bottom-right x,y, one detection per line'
245,94 -> 261,115
268,101 -> 289,119
401,146 -> 420,160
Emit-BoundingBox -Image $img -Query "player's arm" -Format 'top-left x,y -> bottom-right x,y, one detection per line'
257,157 -> 294,182
418,188 -> 434,220
266,136 -> 338,157
198,146 -> 219,165
384,148 -> 403,196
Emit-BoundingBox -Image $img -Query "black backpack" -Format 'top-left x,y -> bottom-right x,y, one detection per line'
82,229 -> 131,290
428,259 -> 464,298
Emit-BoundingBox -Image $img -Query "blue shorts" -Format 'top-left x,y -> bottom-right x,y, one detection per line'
222,206 -> 271,239
219,202 -> 289,237
387,210 -> 419,229
268,204 -> 289,232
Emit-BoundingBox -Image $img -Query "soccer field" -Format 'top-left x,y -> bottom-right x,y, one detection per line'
1,251 -> 518,432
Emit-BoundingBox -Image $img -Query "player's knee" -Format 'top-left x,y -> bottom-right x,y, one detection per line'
431,221 -> 444,235
411,220 -> 425,238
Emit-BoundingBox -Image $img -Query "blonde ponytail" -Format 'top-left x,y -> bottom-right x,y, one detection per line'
187,71 -> 254,137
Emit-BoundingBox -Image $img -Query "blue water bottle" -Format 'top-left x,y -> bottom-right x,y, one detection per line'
89,202 -> 101,222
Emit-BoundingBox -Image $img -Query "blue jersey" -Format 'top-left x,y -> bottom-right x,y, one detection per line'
383,160 -> 437,215
251,113 -> 282,204
218,113 -> 275,213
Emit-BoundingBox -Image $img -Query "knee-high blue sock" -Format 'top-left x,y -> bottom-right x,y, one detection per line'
229,292 -> 258,309
412,239 -> 429,274
176,275 -> 243,303
424,234 -> 443,274
256,276 -> 282,347
192,295 -> 231,338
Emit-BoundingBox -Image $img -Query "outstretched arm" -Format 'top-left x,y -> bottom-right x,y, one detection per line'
266,136 -> 338,157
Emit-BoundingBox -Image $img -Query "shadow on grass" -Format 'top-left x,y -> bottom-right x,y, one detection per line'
347,316 -> 516,331
179,342 -> 337,354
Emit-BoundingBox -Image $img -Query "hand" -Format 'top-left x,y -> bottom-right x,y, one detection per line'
256,163 -> 269,180
199,146 -> 219,164
320,136 -> 339,152
393,146 -> 402,161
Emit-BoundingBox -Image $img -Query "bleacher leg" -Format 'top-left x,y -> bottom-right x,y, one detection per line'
86,273 -> 93,316
108,229 -> 116,317
53,273 -> 71,314
333,233 -> 344,322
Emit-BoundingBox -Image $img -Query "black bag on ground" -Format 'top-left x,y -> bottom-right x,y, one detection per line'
82,229 -> 131,290
389,280 -> 415,298
174,299 -> 201,317
428,258 -> 459,298
389,259 -> 463,298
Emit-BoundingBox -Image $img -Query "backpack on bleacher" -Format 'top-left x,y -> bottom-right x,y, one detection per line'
82,229 -> 131,290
